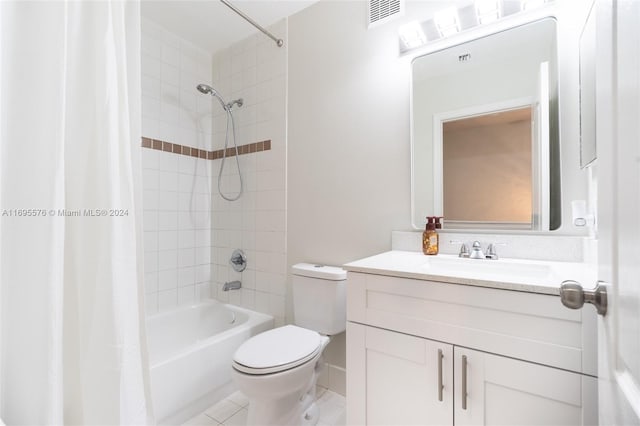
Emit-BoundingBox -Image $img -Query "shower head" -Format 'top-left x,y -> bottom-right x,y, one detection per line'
196,83 -> 243,111
197,83 -> 228,110
197,83 -> 216,95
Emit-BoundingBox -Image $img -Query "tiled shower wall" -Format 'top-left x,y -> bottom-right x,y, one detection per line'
140,17 -> 287,320
141,18 -> 214,314
209,20 -> 288,327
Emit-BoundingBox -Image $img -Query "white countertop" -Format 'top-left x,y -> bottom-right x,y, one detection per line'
343,250 -> 597,295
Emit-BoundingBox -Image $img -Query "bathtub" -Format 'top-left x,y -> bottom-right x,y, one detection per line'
147,299 -> 273,425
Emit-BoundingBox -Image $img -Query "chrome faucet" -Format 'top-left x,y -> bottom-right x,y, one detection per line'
469,241 -> 485,259
451,240 -> 504,259
223,280 -> 242,291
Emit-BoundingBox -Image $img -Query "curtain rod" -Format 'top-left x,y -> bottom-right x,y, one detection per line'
219,0 -> 284,47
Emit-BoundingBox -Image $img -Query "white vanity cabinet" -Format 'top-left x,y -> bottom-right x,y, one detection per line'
345,271 -> 598,426
453,346 -> 592,426
348,323 -> 453,425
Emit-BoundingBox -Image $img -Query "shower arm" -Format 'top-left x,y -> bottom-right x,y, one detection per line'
219,0 -> 284,48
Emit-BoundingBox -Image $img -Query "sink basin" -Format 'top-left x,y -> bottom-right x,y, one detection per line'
344,250 -> 595,295
421,256 -> 552,281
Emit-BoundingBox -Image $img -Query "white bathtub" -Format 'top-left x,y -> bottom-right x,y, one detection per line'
147,299 -> 273,425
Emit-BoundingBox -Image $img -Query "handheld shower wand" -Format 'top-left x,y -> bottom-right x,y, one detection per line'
196,84 -> 243,111
197,83 -> 244,201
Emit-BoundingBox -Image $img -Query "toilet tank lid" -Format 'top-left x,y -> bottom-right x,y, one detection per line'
292,263 -> 347,281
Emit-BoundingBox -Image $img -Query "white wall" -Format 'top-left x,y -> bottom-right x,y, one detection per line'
288,1 -> 412,268
140,19 -> 215,314
287,0 -> 417,393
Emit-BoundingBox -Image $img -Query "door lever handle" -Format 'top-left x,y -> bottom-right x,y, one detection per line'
560,280 -> 607,316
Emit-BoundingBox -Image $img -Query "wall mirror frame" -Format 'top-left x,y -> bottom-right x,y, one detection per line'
579,3 -> 597,169
410,17 -> 561,232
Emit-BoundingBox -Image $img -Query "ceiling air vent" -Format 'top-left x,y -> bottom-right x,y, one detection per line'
368,0 -> 404,28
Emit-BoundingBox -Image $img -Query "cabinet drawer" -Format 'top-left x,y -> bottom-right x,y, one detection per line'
347,272 -> 596,375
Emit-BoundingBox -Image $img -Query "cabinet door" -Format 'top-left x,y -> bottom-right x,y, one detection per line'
454,347 -> 597,426
347,322 -> 453,425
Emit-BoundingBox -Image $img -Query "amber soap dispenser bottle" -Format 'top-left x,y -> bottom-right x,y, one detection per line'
422,216 -> 439,255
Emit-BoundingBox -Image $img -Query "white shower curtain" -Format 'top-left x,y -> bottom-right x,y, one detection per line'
0,1 -> 153,424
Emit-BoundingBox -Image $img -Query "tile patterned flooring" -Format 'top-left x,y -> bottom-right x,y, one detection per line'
182,388 -> 346,426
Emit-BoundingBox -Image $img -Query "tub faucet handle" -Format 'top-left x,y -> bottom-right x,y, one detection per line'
230,249 -> 247,272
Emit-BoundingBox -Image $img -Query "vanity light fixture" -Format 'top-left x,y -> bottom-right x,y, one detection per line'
434,7 -> 461,37
399,21 -> 428,49
398,0 -> 553,55
475,0 -> 501,24
521,0 -> 546,11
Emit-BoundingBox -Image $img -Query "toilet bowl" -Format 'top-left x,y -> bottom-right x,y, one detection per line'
231,263 -> 346,426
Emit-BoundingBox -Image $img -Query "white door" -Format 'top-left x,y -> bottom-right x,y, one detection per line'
596,0 -> 640,424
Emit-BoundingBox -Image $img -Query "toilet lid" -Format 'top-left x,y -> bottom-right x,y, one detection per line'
233,325 -> 322,374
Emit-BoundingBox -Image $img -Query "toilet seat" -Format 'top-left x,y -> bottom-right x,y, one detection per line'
233,325 -> 323,375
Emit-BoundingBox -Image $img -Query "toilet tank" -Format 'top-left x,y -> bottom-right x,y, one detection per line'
292,263 -> 347,335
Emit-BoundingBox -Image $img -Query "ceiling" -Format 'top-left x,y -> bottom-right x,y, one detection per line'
141,0 -> 319,54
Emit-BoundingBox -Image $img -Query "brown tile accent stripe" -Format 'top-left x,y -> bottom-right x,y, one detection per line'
141,137 -> 271,160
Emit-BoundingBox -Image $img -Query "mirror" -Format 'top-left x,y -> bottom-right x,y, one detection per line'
579,5 -> 596,168
443,106 -> 533,227
411,18 -> 561,231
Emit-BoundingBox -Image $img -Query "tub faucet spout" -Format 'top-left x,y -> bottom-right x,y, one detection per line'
223,280 -> 242,291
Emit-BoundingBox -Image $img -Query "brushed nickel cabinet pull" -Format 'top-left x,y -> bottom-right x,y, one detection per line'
461,355 -> 468,410
437,349 -> 444,402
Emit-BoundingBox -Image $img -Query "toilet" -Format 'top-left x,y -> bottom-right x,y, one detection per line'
231,263 -> 347,426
